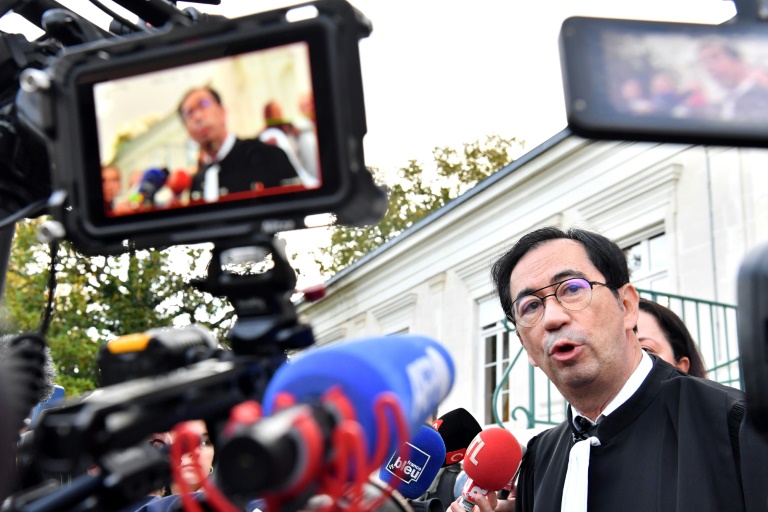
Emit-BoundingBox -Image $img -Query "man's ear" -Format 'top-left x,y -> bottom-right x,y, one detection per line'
517,331 -> 539,368
619,283 -> 640,333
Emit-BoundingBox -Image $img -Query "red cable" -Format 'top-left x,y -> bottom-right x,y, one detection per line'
314,391 -> 411,512
315,388 -> 361,510
272,391 -> 298,412
360,393 -> 411,512
169,426 -> 204,512
369,392 -> 410,472
170,423 -> 240,512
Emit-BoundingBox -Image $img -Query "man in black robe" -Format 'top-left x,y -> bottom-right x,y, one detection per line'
178,87 -> 300,201
449,227 -> 768,512
698,39 -> 768,123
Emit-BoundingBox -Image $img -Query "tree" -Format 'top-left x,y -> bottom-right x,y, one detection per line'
1,218 -> 235,395
316,134 -> 524,275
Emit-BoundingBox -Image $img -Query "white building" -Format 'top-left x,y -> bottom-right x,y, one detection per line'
297,129 -> 768,441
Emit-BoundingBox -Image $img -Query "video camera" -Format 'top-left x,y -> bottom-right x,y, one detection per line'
0,1 -> 442,512
5,0 -> 386,255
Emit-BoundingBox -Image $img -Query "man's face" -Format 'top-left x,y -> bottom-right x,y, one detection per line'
509,239 -> 637,394
102,167 -> 121,203
180,89 -> 228,148
700,45 -> 744,89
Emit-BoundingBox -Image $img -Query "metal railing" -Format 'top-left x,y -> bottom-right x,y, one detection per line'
492,289 -> 739,429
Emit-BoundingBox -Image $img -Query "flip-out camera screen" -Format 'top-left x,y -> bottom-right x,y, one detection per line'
93,41 -> 322,221
16,0 -> 374,255
560,17 -> 768,146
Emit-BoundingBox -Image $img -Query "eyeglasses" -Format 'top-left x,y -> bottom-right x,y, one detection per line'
509,278 -> 610,328
181,98 -> 215,119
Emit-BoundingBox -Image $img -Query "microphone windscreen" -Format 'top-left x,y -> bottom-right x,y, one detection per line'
262,335 -> 455,459
432,408 -> 482,466
167,169 -> 192,195
138,168 -> 169,196
463,428 -> 522,491
378,425 -> 446,499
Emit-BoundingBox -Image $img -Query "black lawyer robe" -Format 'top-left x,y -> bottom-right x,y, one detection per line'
514,356 -> 768,512
191,137 -> 300,196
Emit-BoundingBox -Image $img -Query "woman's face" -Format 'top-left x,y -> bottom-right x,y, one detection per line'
637,311 -> 690,373
172,420 -> 214,492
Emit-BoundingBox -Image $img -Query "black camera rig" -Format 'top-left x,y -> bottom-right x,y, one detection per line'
0,1 -> 392,511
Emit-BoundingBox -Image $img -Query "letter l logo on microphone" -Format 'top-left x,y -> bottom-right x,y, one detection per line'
466,438 -> 485,466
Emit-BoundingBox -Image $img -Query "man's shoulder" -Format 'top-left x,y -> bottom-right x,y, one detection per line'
657,362 -> 744,401
233,137 -> 273,151
232,137 -> 294,165
524,421 -> 571,457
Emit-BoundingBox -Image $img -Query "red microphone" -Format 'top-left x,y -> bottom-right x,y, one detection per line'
167,169 -> 193,195
459,427 -> 523,511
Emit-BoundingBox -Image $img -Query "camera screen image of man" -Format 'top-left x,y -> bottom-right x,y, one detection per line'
178,87 -> 300,201
698,38 -> 768,122
469,227 -> 768,512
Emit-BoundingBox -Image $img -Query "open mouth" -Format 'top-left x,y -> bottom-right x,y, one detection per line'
551,341 -> 578,355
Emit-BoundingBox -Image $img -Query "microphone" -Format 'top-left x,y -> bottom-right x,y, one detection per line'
378,425 -> 445,499
166,169 -> 193,196
459,428 -> 523,511
2,333 -> 51,430
262,335 -> 455,459
131,167 -> 169,205
432,408 -> 482,467
497,443 -> 525,500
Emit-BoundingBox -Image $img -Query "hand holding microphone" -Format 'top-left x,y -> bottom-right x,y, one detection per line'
458,428 -> 522,512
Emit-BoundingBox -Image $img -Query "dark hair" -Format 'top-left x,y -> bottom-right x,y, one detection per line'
638,298 -> 708,378
177,86 -> 223,118
491,227 -> 630,323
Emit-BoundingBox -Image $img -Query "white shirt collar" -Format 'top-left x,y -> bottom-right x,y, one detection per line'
200,133 -> 236,164
571,349 -> 653,428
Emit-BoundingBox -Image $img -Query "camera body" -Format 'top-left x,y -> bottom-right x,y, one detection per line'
16,0 -> 383,255
559,16 -> 768,147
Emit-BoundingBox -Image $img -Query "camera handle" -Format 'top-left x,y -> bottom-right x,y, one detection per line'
190,234 -> 315,359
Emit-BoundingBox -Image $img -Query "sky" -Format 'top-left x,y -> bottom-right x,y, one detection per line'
0,0 -> 739,289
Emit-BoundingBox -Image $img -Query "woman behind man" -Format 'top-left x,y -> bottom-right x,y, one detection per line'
636,298 -> 708,378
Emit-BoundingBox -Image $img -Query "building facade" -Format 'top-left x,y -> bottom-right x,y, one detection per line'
297,130 -> 768,440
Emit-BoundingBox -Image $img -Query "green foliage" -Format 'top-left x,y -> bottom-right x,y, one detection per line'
2,218 -> 234,396
316,134 -> 524,275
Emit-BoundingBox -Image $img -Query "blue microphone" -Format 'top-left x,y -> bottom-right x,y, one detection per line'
135,167 -> 169,204
262,335 -> 455,458
379,424 -> 446,499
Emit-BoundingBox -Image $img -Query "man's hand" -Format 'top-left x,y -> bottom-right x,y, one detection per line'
448,492 -> 516,512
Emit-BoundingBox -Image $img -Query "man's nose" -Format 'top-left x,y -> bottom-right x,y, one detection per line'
540,295 -> 570,330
